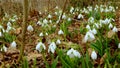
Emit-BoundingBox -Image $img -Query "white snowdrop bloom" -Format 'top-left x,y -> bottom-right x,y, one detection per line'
105,7 -> 109,12
108,23 -> 113,29
94,23 -> 99,29
0,32 -> 3,37
11,19 -> 16,22
58,29 -> 64,35
67,17 -> 71,21
56,39 -> 61,44
37,21 -> 42,25
1,46 -> 7,52
7,22 -> 12,26
88,17 -> 94,23
39,32 -> 44,37
55,6 -> 59,9
62,14 -> 67,19
54,12 -> 58,15
112,26 -> 118,32
70,7 -> 74,13
118,43 -> 120,48
48,42 -> 56,53
91,28 -> 97,35
56,20 -> 59,24
43,19 -> 48,24
45,33 -> 48,36
116,6 -> 118,9
91,51 -> 97,60
67,48 -> 81,58
84,31 -> 95,43
36,42 -> 46,52
86,25 -> 91,30
48,14 -> 52,18
49,20 -> 52,23
77,14 -> 84,19
6,26 -> 12,32
104,18 -> 110,24
27,25 -> 34,32
10,41 -> 17,48
0,25 -> 3,29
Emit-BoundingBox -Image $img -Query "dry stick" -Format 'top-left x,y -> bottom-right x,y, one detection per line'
18,0 -> 28,62
58,0 -> 68,24
48,0 -> 50,13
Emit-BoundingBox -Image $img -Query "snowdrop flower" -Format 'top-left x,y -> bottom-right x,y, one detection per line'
62,14 -> 67,19
104,18 -> 110,24
67,17 -> 71,21
7,22 -> 12,26
77,14 -> 84,19
48,14 -> 52,18
94,23 -> 99,29
6,26 -> 12,32
48,42 -> 56,53
0,32 -> 3,37
91,50 -> 97,60
27,25 -> 34,32
10,19 -> 16,22
67,48 -> 81,58
84,31 -> 95,43
56,39 -> 61,44
37,21 -> 42,25
88,17 -> 94,23
55,6 -> 59,9
86,25 -> 91,30
10,41 -> 17,48
58,29 -> 64,35
70,7 -> 74,13
112,26 -> 118,32
45,33 -> 48,36
43,19 -> 48,24
91,28 -> 97,35
36,42 -> 46,52
39,32 -> 44,37
108,23 -> 113,29
1,46 -> 7,52
49,20 -> 52,23
54,12 -> 58,15
118,43 -> 120,48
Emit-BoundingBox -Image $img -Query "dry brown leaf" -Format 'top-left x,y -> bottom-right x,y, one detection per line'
27,53 -> 42,61
107,30 -> 115,38
100,53 -> 107,65
88,48 -> 93,56
15,27 -> 22,35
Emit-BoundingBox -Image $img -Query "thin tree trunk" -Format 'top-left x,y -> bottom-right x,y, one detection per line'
18,0 -> 28,62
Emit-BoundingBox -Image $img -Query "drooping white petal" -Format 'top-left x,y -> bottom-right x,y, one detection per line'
0,32 -> 3,37
36,42 -> 46,52
10,41 -> 17,48
91,28 -> 97,34
39,32 -> 44,37
1,46 -> 7,52
58,29 -> 64,35
48,42 -> 56,53
77,14 -> 83,19
67,48 -> 81,58
108,23 -> 113,29
91,51 -> 97,60
56,39 -> 61,44
27,25 -> 34,32
48,14 -> 52,18
86,25 -> 91,30
43,19 -> 48,24
118,43 -> 120,49
112,26 -> 118,32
